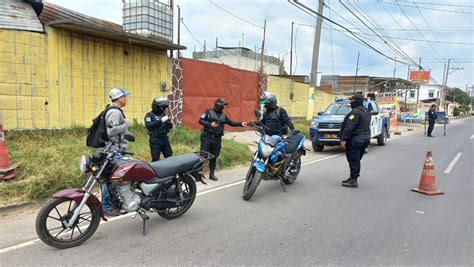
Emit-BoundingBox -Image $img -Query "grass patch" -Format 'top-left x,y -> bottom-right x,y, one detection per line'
293,119 -> 312,139
0,124 -> 251,205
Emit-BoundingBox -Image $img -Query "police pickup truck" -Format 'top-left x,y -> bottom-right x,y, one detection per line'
309,98 -> 390,152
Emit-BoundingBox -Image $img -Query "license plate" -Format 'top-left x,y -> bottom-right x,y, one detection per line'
324,134 -> 338,139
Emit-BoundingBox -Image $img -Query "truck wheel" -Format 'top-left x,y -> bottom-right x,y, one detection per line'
377,127 -> 387,146
312,142 -> 324,152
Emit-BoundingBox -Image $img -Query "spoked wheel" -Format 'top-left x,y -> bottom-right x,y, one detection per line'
242,168 -> 263,201
35,197 -> 100,249
283,156 -> 302,185
157,174 -> 197,220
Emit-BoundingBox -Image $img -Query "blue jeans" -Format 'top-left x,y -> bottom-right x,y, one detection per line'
101,153 -> 123,211
101,183 -> 117,212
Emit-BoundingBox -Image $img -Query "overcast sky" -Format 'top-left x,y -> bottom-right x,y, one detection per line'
45,0 -> 473,90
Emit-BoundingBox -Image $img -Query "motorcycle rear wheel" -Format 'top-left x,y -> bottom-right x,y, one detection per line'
35,197 -> 100,249
157,174 -> 196,220
283,157 -> 302,185
242,169 -> 263,201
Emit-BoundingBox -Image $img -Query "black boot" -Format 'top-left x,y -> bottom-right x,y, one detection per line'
341,177 -> 352,184
209,170 -> 218,181
342,178 -> 358,188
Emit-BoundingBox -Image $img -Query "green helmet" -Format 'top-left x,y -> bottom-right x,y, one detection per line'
259,92 -> 277,109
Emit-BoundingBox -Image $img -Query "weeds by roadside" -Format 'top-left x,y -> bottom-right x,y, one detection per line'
0,125 -> 251,205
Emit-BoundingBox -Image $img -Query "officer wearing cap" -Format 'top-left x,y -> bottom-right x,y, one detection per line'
144,97 -> 173,161
199,98 -> 247,181
340,94 -> 371,188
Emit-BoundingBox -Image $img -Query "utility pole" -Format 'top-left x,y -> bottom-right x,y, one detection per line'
290,21 -> 294,76
416,57 -> 421,109
393,56 -> 397,78
215,37 -> 218,58
353,51 -> 360,94
440,59 -> 451,110
241,33 -> 244,47
310,0 -> 324,87
404,64 -> 410,110
176,5 -> 181,58
260,19 -> 267,72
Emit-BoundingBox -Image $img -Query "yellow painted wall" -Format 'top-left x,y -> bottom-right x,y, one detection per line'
267,76 -> 346,119
0,28 -> 172,129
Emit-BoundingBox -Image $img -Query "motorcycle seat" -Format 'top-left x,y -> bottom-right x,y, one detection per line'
149,153 -> 201,178
285,134 -> 304,154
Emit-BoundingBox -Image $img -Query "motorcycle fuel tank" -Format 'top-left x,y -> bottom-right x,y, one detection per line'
110,157 -> 156,183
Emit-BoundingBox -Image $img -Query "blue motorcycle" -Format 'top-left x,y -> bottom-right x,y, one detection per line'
242,111 -> 307,200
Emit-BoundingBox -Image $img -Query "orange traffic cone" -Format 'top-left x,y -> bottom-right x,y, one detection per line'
411,151 -> 444,195
0,123 -> 18,173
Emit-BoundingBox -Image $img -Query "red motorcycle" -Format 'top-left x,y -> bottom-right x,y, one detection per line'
35,133 -> 211,249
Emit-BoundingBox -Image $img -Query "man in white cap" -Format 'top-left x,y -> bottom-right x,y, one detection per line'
102,87 -> 130,216
105,87 -> 130,151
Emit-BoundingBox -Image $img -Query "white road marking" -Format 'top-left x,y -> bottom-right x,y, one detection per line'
0,130 -> 418,254
470,134 -> 474,140
443,153 -> 462,174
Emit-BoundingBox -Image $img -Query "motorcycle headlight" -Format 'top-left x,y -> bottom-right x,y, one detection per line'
79,155 -> 91,173
261,143 -> 274,157
311,121 -> 319,128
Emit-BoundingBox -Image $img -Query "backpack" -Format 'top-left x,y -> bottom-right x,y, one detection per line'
275,107 -> 289,135
86,105 -> 124,148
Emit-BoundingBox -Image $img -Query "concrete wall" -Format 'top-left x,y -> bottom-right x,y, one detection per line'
199,56 -> 280,75
0,28 -> 172,129
267,76 -> 347,119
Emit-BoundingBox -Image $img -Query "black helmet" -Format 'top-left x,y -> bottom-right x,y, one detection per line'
152,97 -> 169,113
259,91 -> 277,109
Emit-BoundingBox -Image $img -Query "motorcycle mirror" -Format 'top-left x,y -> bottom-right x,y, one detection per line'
124,132 -> 135,142
254,109 -> 263,120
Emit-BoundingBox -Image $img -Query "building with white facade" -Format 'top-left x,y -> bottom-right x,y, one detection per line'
193,47 -> 283,75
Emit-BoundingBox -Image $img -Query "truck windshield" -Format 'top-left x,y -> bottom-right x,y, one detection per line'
324,103 -> 352,115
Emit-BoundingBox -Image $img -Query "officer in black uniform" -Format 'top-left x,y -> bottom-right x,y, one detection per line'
259,92 -> 295,136
199,98 -> 247,181
427,104 -> 437,137
340,94 -> 371,188
144,97 -> 173,161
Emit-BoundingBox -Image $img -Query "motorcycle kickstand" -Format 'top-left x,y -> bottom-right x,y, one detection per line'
279,177 -> 287,193
137,210 -> 150,236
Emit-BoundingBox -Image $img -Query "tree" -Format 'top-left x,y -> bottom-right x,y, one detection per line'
447,88 -> 471,106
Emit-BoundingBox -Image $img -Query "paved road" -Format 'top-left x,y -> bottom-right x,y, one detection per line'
0,118 -> 472,265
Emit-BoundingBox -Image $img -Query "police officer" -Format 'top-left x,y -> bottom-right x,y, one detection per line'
144,97 -> 173,161
427,104 -> 437,137
259,92 -> 295,136
199,98 -> 247,181
340,94 -> 371,188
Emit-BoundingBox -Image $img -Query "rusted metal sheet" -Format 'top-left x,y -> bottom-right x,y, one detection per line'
0,0 -> 43,32
181,58 -> 260,130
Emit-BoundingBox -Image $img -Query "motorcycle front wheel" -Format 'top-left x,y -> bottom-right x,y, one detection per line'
242,168 -> 263,201
35,197 -> 101,249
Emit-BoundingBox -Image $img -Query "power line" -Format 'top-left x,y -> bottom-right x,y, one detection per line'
321,27 -> 474,45
377,0 -> 473,14
340,0 -> 413,61
208,0 -> 264,29
289,0 -> 409,65
384,0 -> 474,8
181,19 -> 226,65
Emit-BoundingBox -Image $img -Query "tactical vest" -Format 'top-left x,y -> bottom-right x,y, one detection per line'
203,109 -> 226,136
147,111 -> 171,138
263,108 -> 284,136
